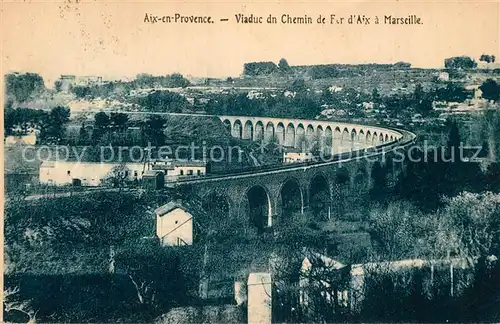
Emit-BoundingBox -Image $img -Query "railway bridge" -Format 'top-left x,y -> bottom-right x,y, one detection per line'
175,115 -> 416,233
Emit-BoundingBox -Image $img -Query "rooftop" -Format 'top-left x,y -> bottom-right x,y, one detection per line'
155,200 -> 189,216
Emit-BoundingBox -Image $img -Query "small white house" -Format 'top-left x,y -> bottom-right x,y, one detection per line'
155,201 -> 193,246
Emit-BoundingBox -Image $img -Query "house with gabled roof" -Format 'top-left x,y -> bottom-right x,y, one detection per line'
155,201 -> 194,246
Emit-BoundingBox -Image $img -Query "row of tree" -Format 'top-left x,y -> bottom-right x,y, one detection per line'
4,106 -> 70,143
308,62 -> 411,79
241,59 -> 412,77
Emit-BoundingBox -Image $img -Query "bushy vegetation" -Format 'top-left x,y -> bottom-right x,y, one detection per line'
480,79 -> 500,101
243,61 -> 280,76
4,191 -> 203,322
133,90 -> 188,113
71,73 -> 190,100
445,56 -> 477,69
5,73 -> 45,103
4,106 -> 70,143
308,62 -> 411,79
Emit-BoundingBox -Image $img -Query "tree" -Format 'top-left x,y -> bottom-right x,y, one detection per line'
370,162 -> 389,201
444,56 -> 477,69
434,83 -> 471,102
413,84 -> 433,115
136,90 -> 187,112
40,106 -> 70,144
439,192 -> 500,265
110,112 -> 129,130
101,164 -> 131,188
447,120 -> 462,159
92,112 -> 110,142
168,73 -> 190,88
278,58 -> 290,71
142,115 -> 166,146
368,201 -> 423,260
77,123 -> 90,145
94,111 -> 110,129
71,86 -> 91,98
4,108 -> 48,136
372,88 -> 380,103
115,241 -> 189,308
288,79 -> 307,93
483,110 -> 500,161
4,286 -> 38,323
479,79 -> 500,102
413,84 -> 424,102
5,72 -> 45,102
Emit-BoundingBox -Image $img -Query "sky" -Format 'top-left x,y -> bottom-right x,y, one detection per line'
2,0 -> 499,85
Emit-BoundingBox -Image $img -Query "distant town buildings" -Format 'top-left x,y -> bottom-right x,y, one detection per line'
59,75 -> 76,92
57,75 -> 103,92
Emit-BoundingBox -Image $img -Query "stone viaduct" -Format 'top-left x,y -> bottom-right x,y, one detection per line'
175,115 -> 416,234
220,115 -> 403,154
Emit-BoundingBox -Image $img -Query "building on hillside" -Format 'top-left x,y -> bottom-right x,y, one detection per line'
151,160 -> 207,180
76,76 -> 103,87
39,159 -> 207,187
59,75 -> 76,92
155,201 -> 194,246
39,161 -> 147,186
57,75 -> 103,92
